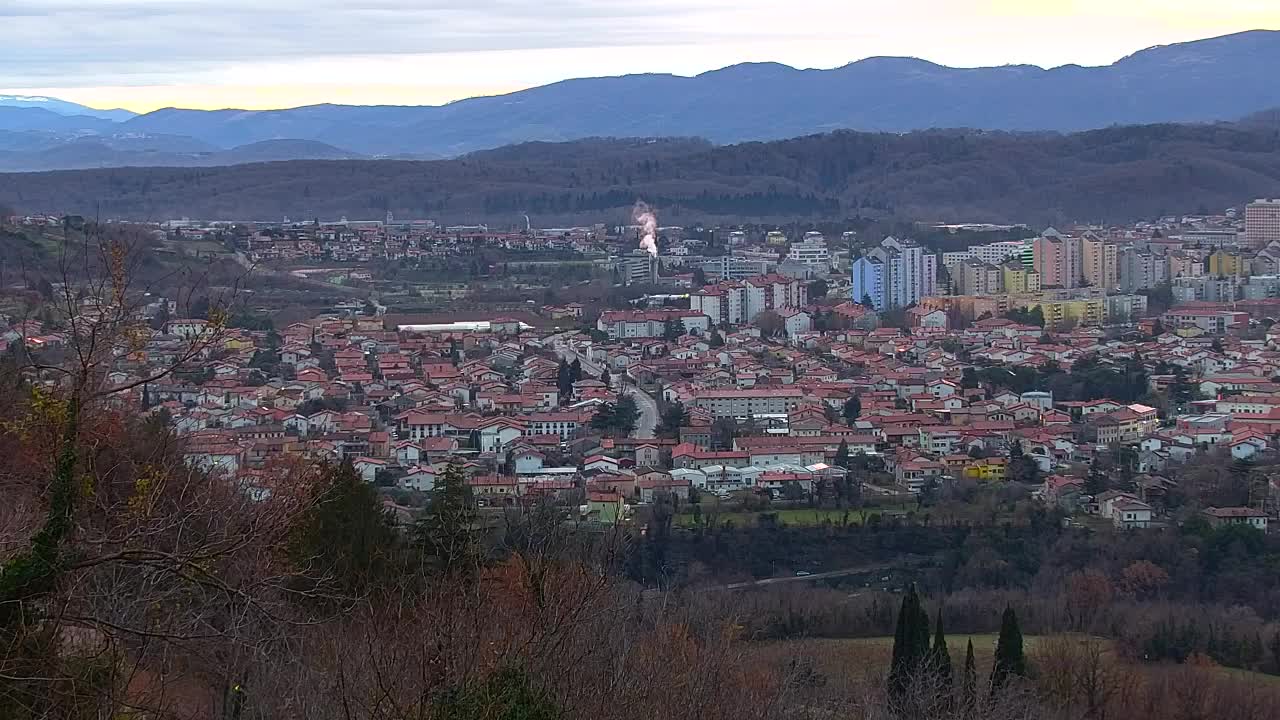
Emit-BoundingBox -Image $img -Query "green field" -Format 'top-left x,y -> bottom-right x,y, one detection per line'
676,505 -> 912,528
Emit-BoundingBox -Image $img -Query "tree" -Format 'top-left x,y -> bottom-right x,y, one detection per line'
288,459 -> 399,602
888,584 -> 931,711
691,267 -> 707,287
842,395 -> 862,424
569,358 -> 583,382
990,606 -> 1027,696
556,359 -> 574,401
962,639 -> 978,712
657,401 -> 689,438
662,317 -> 685,341
861,293 -> 876,309
599,367 -> 611,389
614,395 -> 640,436
708,330 -> 725,348
754,310 -> 784,337
807,278 -> 829,300
930,609 -> 953,697
414,463 -> 479,576
434,668 -> 562,720
834,439 -> 850,469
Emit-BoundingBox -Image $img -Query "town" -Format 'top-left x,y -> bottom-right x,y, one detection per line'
5,199 -> 1280,539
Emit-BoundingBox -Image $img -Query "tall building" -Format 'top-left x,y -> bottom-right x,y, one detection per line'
921,253 -> 939,298
1245,199 -> 1280,250
1033,229 -> 1081,289
621,252 -> 657,286
1207,249 -> 1248,278
955,260 -> 1002,296
1118,248 -> 1169,293
850,236 -> 938,309
851,256 -> 886,309
1001,261 -> 1041,294
1081,236 -> 1118,290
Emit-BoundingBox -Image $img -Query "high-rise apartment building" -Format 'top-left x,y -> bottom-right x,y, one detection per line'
850,236 -> 939,310
955,260 -> 1002,296
851,256 -> 885,309
1081,236 -> 1118,290
1245,200 -> 1280,250
1033,230 -> 1082,289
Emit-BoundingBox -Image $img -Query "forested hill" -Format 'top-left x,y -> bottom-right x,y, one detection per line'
2,123 -> 1280,225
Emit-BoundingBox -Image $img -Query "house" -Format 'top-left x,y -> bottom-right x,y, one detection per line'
894,456 -> 944,493
583,454 -> 621,474
353,457 -> 387,484
511,447 -> 547,475
400,465 -> 437,492
1230,433 -> 1268,461
586,491 -> 625,524
634,444 -> 662,468
1111,497 -> 1154,529
636,473 -> 690,503
1203,507 -> 1268,532
964,457 -> 1007,482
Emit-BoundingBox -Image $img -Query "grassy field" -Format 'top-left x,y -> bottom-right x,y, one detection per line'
675,505 -> 912,528
754,635 -> 1280,688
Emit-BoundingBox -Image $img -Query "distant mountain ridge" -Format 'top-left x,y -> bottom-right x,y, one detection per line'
0,138 -> 361,172
0,95 -> 136,122
1,30 -> 1280,169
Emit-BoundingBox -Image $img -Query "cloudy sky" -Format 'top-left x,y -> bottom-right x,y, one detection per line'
2,0 -> 1278,112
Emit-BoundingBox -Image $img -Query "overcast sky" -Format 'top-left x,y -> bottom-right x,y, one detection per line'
2,0 -> 1278,112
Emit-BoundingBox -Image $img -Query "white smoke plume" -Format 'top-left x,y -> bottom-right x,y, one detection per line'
633,200 -> 659,257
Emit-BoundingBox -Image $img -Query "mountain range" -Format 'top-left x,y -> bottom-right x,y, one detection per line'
2,30 -> 1280,171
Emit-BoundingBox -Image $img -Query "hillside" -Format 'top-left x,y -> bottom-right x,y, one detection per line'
0,138 -> 362,172
3,122 -> 1280,225
1,31 -> 1280,165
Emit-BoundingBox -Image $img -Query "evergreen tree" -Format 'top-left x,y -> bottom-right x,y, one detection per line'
287,459 -> 398,602
962,639 -> 978,711
842,395 -> 862,424
599,368 -> 611,389
990,606 -> 1027,697
888,584 -> 931,710
569,358 -> 583,383
708,330 -> 725,348
414,463 -> 479,576
930,609 -> 953,694
662,317 -> 685,341
834,439 -> 850,469
556,359 -> 573,401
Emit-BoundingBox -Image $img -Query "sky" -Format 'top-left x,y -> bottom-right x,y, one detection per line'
1,0 -> 1278,113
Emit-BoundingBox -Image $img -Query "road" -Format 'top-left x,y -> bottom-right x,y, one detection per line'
723,563 -> 895,590
554,338 -> 658,439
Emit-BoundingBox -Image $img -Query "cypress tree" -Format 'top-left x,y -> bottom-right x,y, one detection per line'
888,584 -> 930,710
930,609 -> 953,692
962,639 -> 977,711
990,606 -> 1027,697
834,439 -> 850,469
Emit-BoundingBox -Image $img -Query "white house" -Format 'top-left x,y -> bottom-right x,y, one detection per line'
353,457 -> 387,484
1111,497 -> 1153,529
400,465 -> 438,492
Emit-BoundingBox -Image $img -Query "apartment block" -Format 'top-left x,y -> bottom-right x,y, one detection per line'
1245,199 -> 1280,250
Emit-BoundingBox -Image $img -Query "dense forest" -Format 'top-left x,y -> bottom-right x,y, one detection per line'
2,122 -> 1280,225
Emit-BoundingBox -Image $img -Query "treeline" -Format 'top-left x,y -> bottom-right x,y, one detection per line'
6,121 -> 1280,224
